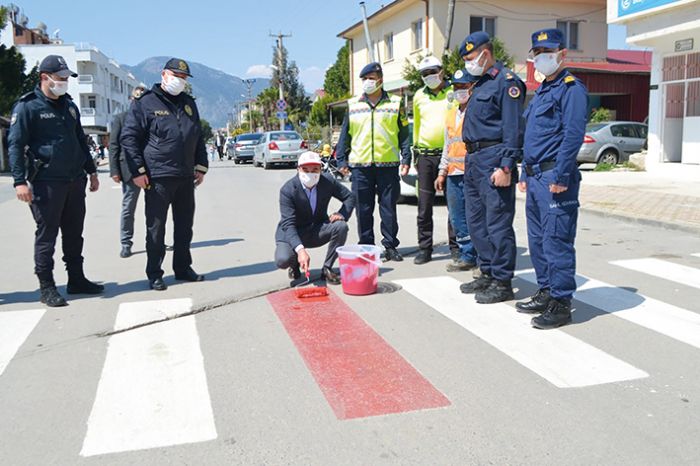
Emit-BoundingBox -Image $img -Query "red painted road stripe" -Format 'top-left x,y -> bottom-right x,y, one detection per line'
268,289 -> 450,420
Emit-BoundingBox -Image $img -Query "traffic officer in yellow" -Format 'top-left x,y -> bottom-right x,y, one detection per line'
336,62 -> 411,262
411,56 -> 453,265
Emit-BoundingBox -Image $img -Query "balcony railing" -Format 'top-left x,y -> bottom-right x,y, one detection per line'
78,74 -> 95,84
81,108 -> 96,116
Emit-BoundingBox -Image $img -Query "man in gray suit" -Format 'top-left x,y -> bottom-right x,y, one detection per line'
275,151 -> 355,284
109,86 -> 146,258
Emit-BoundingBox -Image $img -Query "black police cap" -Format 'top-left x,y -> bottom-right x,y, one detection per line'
38,55 -> 78,78
164,58 -> 193,77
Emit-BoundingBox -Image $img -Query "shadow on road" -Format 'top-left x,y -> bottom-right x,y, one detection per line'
191,238 -> 244,249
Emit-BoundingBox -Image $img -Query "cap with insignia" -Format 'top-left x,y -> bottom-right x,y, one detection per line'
359,62 -> 382,79
451,68 -> 479,85
38,55 -> 78,78
530,28 -> 565,51
459,31 -> 491,58
164,58 -> 192,77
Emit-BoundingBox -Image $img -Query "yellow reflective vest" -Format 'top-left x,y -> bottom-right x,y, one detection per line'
413,85 -> 451,149
347,94 -> 403,167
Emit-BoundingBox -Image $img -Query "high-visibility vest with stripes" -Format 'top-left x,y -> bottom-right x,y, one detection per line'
413,85 -> 451,149
445,105 -> 467,175
347,94 -> 402,167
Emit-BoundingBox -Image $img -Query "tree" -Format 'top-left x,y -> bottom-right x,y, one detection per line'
270,42 -> 311,128
0,44 -> 39,116
324,43 -> 350,99
255,87 -> 279,131
200,118 -> 213,141
308,94 -> 334,127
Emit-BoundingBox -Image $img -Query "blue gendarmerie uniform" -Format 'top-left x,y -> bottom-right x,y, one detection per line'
522,68 -> 588,301
8,86 -> 97,284
462,61 -> 525,283
120,80 -> 209,281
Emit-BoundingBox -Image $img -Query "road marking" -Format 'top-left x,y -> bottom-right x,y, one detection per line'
611,258 -> 700,290
0,309 -> 45,377
518,270 -> 700,350
268,289 -> 450,420
396,277 -> 648,388
692,253 -> 700,258
81,299 -> 216,456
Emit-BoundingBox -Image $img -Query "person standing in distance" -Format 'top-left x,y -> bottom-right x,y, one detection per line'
109,85 -> 147,259
458,31 -> 525,304
8,55 -> 103,307
120,58 -> 209,291
517,29 -> 589,329
335,62 -> 411,262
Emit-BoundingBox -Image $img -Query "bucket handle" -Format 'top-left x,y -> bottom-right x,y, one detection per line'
354,253 -> 382,266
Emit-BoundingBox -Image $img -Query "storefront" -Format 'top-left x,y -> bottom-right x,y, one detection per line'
609,0 -> 700,168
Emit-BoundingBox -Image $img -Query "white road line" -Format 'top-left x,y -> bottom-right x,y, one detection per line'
611,258 -> 700,290
113,298 -> 194,332
518,270 -> 700,350
0,309 -> 45,377
395,277 -> 647,388
692,253 -> 700,258
81,299 -> 216,457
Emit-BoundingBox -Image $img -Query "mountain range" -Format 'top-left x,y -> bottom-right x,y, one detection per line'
123,57 -> 270,128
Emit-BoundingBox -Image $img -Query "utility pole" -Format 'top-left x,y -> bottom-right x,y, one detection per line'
270,31 -> 291,131
242,78 -> 256,131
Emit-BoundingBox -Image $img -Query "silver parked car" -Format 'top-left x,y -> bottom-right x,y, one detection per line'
253,131 -> 308,169
228,133 -> 262,164
577,121 -> 648,166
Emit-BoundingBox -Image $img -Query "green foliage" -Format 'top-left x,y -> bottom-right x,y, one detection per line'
324,43 -> 350,99
309,94 -> 335,127
269,42 -> 311,129
590,107 -> 612,123
593,162 -> 615,172
255,87 -> 280,131
0,6 -> 7,29
200,118 -> 213,141
229,127 -> 246,137
0,45 -> 39,116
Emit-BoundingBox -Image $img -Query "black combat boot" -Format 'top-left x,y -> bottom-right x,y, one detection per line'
413,249 -> 432,265
460,273 -> 493,294
475,279 -> 514,304
531,298 -> 572,329
516,288 -> 551,314
66,266 -> 105,295
39,280 -> 68,307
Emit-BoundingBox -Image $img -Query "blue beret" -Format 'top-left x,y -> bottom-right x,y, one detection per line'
459,31 -> 491,57
450,69 -> 479,85
530,29 -> 565,50
164,57 -> 192,77
359,62 -> 382,78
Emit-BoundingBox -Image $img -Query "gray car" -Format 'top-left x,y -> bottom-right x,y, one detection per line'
253,131 -> 308,169
227,133 -> 261,164
577,121 -> 648,165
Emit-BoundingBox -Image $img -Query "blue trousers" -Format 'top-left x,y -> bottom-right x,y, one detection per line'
463,146 -> 516,281
445,175 -> 476,263
351,166 -> 400,249
525,170 -> 580,300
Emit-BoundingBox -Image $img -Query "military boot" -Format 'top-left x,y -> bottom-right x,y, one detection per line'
67,267 -> 104,295
460,273 -> 493,294
475,279 -> 514,304
39,281 -> 68,307
516,288 -> 551,314
531,298 -> 572,330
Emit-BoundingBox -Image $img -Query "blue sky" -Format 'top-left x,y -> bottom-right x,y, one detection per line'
16,1 -> 630,90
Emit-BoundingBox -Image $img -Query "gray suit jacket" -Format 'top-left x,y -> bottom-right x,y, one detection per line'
108,112 -> 132,182
275,173 -> 355,250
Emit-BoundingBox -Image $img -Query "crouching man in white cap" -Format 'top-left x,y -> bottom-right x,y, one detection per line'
274,151 -> 356,284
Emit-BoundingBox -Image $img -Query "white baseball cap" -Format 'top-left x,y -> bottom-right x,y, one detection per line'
417,55 -> 442,72
297,151 -> 323,167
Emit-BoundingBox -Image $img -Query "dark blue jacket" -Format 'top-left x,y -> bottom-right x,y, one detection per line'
8,86 -> 96,186
120,83 -> 208,179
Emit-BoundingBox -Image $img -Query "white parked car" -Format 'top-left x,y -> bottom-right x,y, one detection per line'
253,131 -> 308,169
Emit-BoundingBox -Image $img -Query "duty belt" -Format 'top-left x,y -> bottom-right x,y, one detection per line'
465,140 -> 501,153
413,147 -> 442,156
524,160 -> 556,177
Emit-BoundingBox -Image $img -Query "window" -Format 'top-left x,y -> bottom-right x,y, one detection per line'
107,100 -> 111,113
610,124 -> 637,138
88,96 -> 96,109
687,81 -> 700,117
556,21 -> 579,50
412,19 -> 423,51
270,132 -> 301,141
384,33 -> 394,61
634,124 -> 648,139
469,16 -> 495,37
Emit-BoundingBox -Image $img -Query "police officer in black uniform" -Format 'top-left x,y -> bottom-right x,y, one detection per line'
458,32 -> 526,304
120,58 -> 209,291
8,55 -> 104,307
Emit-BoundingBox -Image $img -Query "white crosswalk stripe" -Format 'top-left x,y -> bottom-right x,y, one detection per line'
0,309 -> 45,377
692,253 -> 700,258
611,258 -> 700,290
81,299 -> 217,457
517,269 -> 700,350
395,276 -> 648,388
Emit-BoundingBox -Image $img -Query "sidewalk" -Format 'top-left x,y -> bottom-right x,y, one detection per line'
574,164 -> 700,233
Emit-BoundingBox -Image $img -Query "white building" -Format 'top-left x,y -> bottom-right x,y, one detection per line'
1,8 -> 141,137
609,0 -> 700,169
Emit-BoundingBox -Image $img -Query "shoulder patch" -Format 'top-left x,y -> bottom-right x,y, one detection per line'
564,75 -> 576,85
184,104 -> 193,116
68,106 -> 77,120
508,86 -> 521,99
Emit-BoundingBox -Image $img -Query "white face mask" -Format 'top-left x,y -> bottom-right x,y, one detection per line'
533,52 -> 562,78
48,77 -> 68,96
298,171 -> 320,189
162,74 -> 187,96
464,50 -> 486,76
454,89 -> 470,104
362,79 -> 382,95
422,73 -> 442,90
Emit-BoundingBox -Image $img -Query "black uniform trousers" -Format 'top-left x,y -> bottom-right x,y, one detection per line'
274,221 -> 349,270
144,177 -> 195,280
416,154 -> 442,251
29,177 -> 87,283
351,166 -> 400,249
